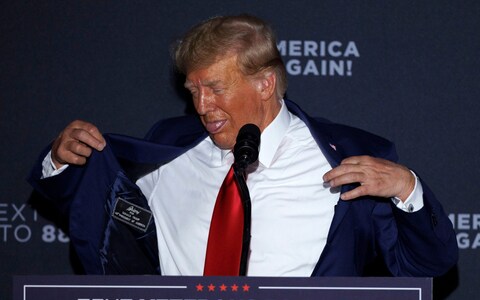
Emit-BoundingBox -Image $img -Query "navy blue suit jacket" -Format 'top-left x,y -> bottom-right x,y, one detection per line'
28,99 -> 458,277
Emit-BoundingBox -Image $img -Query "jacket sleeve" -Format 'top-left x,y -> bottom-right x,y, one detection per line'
27,144 -> 86,216
373,176 -> 458,277
326,123 -> 458,276
28,135 -> 164,275
27,141 -> 122,274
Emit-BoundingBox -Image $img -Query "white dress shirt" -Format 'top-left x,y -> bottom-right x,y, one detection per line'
42,100 -> 423,276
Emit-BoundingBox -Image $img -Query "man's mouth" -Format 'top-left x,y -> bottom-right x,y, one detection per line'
205,120 -> 227,134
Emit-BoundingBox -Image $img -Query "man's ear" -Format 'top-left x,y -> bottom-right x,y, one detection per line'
255,71 -> 276,100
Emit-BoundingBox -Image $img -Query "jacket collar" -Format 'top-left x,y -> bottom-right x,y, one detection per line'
284,99 -> 344,167
104,99 -> 348,180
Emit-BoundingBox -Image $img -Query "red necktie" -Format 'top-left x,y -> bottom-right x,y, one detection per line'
204,165 -> 244,275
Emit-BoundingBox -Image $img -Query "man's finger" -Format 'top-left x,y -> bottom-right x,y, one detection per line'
51,120 -> 105,168
326,171 -> 365,188
59,151 -> 88,166
65,139 -> 94,158
52,139 -> 91,167
340,185 -> 368,200
84,123 -> 106,148
70,128 -> 105,151
323,164 -> 362,183
340,155 -> 374,166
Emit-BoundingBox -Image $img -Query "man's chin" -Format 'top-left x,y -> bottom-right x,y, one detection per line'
210,134 -> 234,150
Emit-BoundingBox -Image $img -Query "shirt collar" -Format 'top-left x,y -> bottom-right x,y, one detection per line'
201,136 -> 233,167
258,99 -> 290,168
207,99 -> 290,167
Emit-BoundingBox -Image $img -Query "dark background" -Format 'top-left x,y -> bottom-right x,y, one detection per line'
1,1 -> 479,299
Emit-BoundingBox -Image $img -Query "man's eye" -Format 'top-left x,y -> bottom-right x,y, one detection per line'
213,89 -> 224,94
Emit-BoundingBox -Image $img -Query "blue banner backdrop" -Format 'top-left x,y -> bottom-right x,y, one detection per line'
1,1 -> 479,300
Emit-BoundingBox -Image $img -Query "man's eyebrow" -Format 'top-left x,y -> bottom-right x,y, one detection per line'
184,80 -> 222,89
203,80 -> 221,87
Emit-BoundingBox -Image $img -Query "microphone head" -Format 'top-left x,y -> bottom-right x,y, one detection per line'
234,124 -> 261,169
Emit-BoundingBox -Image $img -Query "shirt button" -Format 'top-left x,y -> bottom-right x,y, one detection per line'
408,204 -> 414,212
431,213 -> 438,226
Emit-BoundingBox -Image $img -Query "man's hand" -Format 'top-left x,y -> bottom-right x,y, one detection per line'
323,156 -> 415,202
51,120 -> 106,169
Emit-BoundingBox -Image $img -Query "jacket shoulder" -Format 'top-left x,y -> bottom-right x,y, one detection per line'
144,115 -> 206,146
285,99 -> 396,161
312,117 -> 397,161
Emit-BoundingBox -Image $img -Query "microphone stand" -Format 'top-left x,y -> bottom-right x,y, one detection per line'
233,163 -> 252,276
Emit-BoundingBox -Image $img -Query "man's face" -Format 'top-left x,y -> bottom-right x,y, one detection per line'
185,55 -> 276,150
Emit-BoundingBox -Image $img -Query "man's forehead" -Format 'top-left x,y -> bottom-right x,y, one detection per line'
185,66 -> 241,88
184,54 -> 240,85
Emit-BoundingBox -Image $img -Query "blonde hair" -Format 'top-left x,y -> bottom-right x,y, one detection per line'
174,14 -> 287,99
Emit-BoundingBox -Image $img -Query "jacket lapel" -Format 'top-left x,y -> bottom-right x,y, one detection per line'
285,99 -> 352,258
104,103 -> 354,275
105,125 -> 208,180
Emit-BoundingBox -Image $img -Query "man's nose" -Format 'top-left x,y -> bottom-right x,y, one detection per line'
195,89 -> 214,115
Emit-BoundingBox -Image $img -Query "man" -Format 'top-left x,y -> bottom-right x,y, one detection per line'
29,14 -> 458,277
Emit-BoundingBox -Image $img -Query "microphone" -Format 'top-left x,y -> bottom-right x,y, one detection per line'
234,123 -> 261,172
233,123 -> 259,276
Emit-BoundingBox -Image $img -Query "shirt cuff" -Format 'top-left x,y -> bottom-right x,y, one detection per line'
391,171 -> 424,213
41,151 -> 68,179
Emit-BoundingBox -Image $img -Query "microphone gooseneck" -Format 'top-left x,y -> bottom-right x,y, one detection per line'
232,123 -> 260,276
233,123 -> 261,172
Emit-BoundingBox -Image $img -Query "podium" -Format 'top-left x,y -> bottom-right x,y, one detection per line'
14,275 -> 431,300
